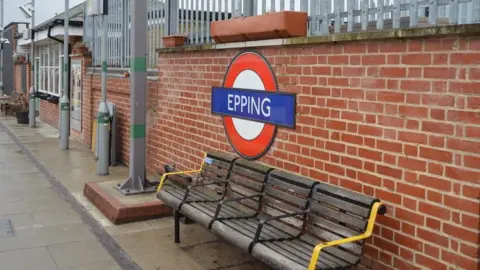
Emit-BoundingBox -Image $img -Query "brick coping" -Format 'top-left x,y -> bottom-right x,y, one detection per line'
157,23 -> 480,54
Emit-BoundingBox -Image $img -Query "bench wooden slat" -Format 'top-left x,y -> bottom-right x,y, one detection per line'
308,214 -> 360,238
307,224 -> 363,255
269,170 -> 316,189
315,182 -> 378,207
310,202 -> 367,230
267,176 -> 312,196
207,152 -> 237,165
264,186 -> 308,208
298,236 -> 360,265
231,165 -> 268,182
202,163 -> 229,178
276,240 -> 352,268
262,241 -> 344,269
312,191 -> 371,218
229,174 -> 264,191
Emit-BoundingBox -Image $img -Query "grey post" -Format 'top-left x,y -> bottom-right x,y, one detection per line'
97,13 -> 110,175
60,0 -> 70,150
0,0 -> 3,97
29,0 -> 36,128
116,0 -> 156,195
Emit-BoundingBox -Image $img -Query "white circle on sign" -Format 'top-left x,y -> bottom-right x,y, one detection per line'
232,70 -> 266,141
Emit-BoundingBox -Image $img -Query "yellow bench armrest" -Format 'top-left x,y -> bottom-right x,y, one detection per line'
156,153 -> 208,192
308,202 -> 384,270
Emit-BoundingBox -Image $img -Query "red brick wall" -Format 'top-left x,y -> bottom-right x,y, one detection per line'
39,100 -> 59,129
153,36 -> 480,270
80,67 -> 159,163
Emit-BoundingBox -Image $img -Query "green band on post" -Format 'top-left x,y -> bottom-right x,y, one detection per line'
131,57 -> 147,72
131,124 -> 146,138
97,112 -> 110,124
102,61 -> 107,72
64,63 -> 69,71
60,103 -> 69,111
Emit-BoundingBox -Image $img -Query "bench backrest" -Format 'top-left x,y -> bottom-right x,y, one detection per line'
225,159 -> 273,215
260,170 -> 318,236
304,183 -> 381,265
200,152 -> 237,184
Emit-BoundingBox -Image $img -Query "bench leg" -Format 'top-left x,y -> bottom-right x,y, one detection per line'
174,210 -> 180,244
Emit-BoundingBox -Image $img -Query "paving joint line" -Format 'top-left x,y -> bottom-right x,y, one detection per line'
0,121 -> 142,270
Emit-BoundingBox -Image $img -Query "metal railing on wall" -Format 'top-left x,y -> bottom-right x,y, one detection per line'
83,0 -> 480,68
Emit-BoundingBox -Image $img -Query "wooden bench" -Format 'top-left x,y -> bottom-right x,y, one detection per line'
157,153 -> 387,270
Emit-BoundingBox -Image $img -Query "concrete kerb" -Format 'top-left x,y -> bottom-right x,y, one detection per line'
0,121 -> 142,270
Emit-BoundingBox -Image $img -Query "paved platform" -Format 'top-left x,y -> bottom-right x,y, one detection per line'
0,117 -> 269,270
0,122 -> 121,270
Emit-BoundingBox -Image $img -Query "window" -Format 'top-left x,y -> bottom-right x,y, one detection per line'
37,43 -> 62,96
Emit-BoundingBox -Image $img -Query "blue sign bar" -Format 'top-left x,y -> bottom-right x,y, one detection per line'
211,87 -> 296,129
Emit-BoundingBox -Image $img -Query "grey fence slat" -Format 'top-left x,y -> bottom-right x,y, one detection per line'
207,0 -> 211,42
377,0 -> 385,29
224,0 -> 228,21
369,0 -> 376,21
189,0 -> 194,44
361,0 -> 368,31
393,0 -> 401,28
280,0 -> 285,11
200,0 -> 205,43
310,0 -> 317,34
320,0 -> 329,34
290,0 -> 295,10
261,0 -> 266,13
410,0 -> 419,27
301,0 -> 308,11
334,0 -> 341,33
429,0 -> 438,25
450,0 -> 459,23
180,0 -> 184,34
231,0 -> 235,16
472,0 -> 480,22
270,0 -> 275,12
347,0 -> 354,32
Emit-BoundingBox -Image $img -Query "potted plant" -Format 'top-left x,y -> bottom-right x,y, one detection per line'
13,93 -> 29,124
13,53 -> 27,65
210,10 -> 308,43
162,35 -> 186,48
72,41 -> 88,55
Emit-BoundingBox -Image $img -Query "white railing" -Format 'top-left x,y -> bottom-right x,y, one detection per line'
83,0 -> 480,68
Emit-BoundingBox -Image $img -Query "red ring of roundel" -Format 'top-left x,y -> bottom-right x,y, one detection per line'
222,51 -> 278,160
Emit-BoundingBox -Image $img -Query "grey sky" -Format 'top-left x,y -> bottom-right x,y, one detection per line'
3,0 -> 85,27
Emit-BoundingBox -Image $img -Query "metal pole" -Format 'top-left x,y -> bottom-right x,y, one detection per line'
116,0 -> 155,195
97,14 -> 110,175
0,0 -> 4,97
29,0 -> 36,128
60,0 -> 70,150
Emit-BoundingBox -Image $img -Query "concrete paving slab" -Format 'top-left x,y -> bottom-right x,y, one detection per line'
181,241 -> 254,269
0,190 -> 22,202
131,250 -> 204,270
32,210 -> 83,227
48,240 -> 115,268
146,217 -> 174,229
59,260 -> 122,270
0,247 -> 57,270
0,223 -> 96,253
0,213 -> 36,230
105,220 -> 154,236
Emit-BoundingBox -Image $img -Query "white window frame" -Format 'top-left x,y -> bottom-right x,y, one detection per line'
37,43 -> 62,97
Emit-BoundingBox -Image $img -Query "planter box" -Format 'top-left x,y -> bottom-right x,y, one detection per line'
162,35 -> 186,48
211,11 -> 308,43
15,111 -> 29,124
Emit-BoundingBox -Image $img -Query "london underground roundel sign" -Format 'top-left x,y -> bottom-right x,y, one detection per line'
211,51 -> 296,160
